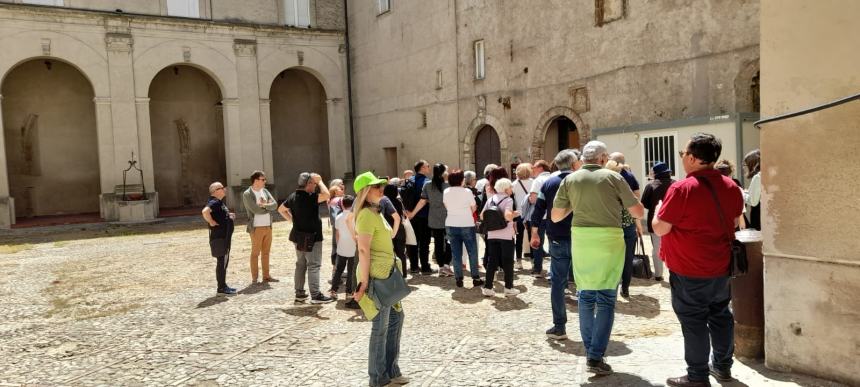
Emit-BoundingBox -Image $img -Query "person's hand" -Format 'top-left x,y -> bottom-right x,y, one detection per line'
530,234 -> 540,249
311,173 -> 322,184
229,212 -> 236,220
655,200 -> 663,214
512,210 -> 521,218
353,282 -> 366,302
209,221 -> 219,227
406,211 -> 414,220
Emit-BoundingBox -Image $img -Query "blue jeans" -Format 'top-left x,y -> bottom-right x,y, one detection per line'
620,224 -> 637,291
531,219 -> 548,273
369,306 -> 404,386
670,273 -> 734,382
548,238 -> 572,330
446,226 -> 480,279
578,288 -> 618,361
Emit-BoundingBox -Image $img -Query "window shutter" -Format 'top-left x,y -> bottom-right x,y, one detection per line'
284,0 -> 297,25
297,0 -> 310,27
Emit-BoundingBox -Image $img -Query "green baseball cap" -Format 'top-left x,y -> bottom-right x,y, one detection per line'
353,171 -> 388,193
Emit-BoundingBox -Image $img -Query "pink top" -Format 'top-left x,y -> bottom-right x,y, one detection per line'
484,193 -> 516,240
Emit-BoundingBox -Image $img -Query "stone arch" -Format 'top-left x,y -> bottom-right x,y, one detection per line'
0,30 -> 110,97
735,58 -> 760,113
530,106 -> 588,161
258,46 -> 343,100
463,114 -> 508,171
134,40 -> 237,99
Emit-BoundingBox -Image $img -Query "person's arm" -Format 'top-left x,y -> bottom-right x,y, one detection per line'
746,174 -> 761,207
335,228 -> 340,244
277,202 -> 292,222
391,211 -> 401,238
202,206 -> 218,227
528,191 -> 538,204
652,200 -> 672,236
503,199 -> 518,221
627,202 -> 645,220
408,199 -> 428,219
551,207 -> 571,223
353,232 -> 373,302
314,174 -> 330,203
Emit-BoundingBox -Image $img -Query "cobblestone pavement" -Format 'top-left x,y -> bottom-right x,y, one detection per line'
0,218 -> 847,386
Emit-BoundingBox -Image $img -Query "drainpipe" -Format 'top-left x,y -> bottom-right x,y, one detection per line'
343,0 -> 357,180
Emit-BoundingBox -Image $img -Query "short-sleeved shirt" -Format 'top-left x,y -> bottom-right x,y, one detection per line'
483,193 -> 516,240
658,169 -> 744,278
530,172 -> 551,195
206,196 -> 234,239
421,181 -> 449,229
335,210 -> 356,257
355,208 -> 399,279
619,169 -> 640,192
512,178 -> 533,209
443,186 -> 476,227
553,164 -> 639,228
283,190 -> 323,241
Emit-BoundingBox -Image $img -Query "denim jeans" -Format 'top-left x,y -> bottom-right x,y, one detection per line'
578,288 -> 618,361
548,238 -> 571,330
330,254 -> 356,294
295,242 -> 323,296
670,273 -> 734,382
531,219 -> 548,273
369,306 -> 404,386
649,233 -> 665,278
620,224 -> 637,290
446,226 -> 480,279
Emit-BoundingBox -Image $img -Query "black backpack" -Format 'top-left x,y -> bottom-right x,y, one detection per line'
400,178 -> 419,211
479,196 -> 513,233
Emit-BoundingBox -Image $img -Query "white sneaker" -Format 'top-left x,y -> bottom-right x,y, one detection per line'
504,288 -> 520,297
515,260 -> 524,270
481,287 -> 495,297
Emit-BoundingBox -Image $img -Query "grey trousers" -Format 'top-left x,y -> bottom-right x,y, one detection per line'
295,242 -> 323,296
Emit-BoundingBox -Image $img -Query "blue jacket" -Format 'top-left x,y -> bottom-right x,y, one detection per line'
531,170 -> 573,241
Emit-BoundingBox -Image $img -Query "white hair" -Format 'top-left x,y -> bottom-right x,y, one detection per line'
554,149 -> 581,170
582,141 -> 608,163
483,163 -> 499,176
494,178 -> 513,193
208,182 -> 224,194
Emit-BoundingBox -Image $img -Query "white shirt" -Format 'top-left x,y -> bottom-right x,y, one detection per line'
252,188 -> 272,227
530,172 -> 551,195
443,186 -> 477,227
475,178 -> 489,194
512,178 -> 533,209
335,210 -> 357,257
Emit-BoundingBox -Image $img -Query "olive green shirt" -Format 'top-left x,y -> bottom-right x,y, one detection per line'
554,164 -> 639,228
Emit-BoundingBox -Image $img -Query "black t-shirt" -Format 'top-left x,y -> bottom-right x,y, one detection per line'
207,197 -> 234,239
284,190 -> 323,241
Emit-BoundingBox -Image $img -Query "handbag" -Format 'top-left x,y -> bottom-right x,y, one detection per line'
368,256 -> 411,307
696,176 -> 749,278
631,236 -> 653,279
402,216 -> 417,246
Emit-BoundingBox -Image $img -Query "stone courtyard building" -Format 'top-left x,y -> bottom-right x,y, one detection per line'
348,0 -> 761,179
0,0 -> 350,227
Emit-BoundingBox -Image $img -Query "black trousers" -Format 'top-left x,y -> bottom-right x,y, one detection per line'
407,216 -> 432,272
484,239 -> 515,289
515,220 -> 532,260
670,273 -> 734,382
392,233 -> 408,277
215,253 -> 230,291
431,227 -> 452,267
330,254 -> 357,293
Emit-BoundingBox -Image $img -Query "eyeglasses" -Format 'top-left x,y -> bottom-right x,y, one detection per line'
678,151 -> 688,158
215,187 -> 225,191
257,178 -> 267,182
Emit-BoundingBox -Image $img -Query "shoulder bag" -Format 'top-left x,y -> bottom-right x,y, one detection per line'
696,176 -> 749,278
368,255 -> 411,307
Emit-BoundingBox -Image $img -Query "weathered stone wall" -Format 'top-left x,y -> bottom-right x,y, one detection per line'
760,1 -> 860,385
314,0 -> 343,30
349,0 -> 759,172
211,0 -> 278,24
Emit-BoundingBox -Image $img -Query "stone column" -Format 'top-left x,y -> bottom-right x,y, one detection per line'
93,97 -> 115,196
134,98 -> 155,191
221,98 -> 242,187
326,98 -> 350,179
233,39 -> 265,177
0,94 -> 11,228
259,98 -> 273,178
104,32 -> 140,190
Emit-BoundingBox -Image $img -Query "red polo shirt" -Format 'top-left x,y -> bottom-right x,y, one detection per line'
658,169 -> 744,278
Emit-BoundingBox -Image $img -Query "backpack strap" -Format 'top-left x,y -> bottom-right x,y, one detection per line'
695,176 -> 733,243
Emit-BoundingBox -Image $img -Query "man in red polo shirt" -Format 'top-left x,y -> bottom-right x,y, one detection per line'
653,133 -> 743,387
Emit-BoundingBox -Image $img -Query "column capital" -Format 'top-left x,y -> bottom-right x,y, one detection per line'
135,97 -> 151,104
94,97 -> 112,105
221,98 -> 240,106
105,32 -> 133,53
326,97 -> 343,105
259,98 -> 271,105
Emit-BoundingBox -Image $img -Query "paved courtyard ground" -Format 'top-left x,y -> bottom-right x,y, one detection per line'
0,217 -> 848,386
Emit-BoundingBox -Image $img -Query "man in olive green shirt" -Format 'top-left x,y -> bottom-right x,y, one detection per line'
551,141 -> 644,376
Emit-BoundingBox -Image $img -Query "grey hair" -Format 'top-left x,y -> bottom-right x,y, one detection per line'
482,163 -> 499,176
464,170 -> 477,184
297,172 -> 312,187
582,141 -> 608,163
208,182 -> 224,194
494,178 -> 513,193
329,178 -> 344,188
554,149 -> 581,170
389,177 -> 402,186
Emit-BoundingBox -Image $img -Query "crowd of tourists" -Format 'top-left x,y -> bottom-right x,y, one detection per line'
201,132 -> 761,387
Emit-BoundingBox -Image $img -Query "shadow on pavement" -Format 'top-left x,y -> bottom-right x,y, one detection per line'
280,304 -> 330,320
237,282 -> 271,295
615,294 -> 660,319
581,372 -> 660,386
492,295 -> 530,311
406,273 -> 457,291
545,338 -> 632,357
450,287 -> 484,305
196,295 -> 229,308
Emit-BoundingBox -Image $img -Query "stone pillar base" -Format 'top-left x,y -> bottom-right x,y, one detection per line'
0,196 -> 15,229
100,192 -> 159,222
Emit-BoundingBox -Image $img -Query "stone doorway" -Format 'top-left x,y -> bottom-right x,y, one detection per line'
544,116 -> 579,159
1,59 -> 100,218
148,65 -> 226,210
474,125 -> 501,176
269,69 -> 329,200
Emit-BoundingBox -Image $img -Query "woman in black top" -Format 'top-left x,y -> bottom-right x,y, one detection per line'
382,183 -> 409,277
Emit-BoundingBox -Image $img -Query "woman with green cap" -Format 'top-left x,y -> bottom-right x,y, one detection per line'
351,171 -> 408,387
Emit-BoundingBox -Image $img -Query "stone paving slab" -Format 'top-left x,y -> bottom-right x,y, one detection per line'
0,219 -> 848,387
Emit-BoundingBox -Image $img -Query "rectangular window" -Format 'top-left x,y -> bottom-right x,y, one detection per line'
474,40 -> 485,80
642,134 -> 677,178
22,0 -> 63,5
378,0 -> 391,15
284,0 -> 311,27
167,0 -> 199,18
